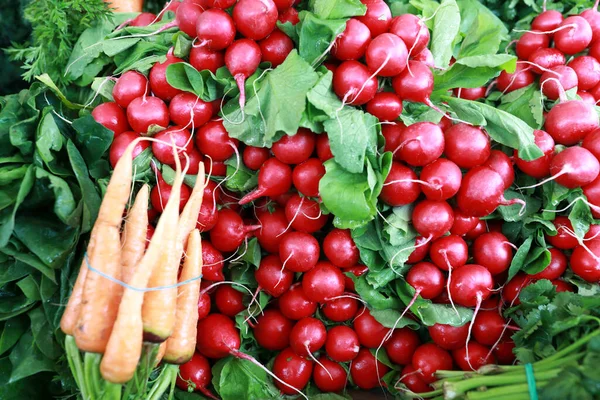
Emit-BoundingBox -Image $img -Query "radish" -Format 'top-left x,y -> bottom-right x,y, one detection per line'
530,248 -> 567,280
382,123 -> 404,159
313,358 -> 347,393
579,90 -> 597,105
429,235 -> 468,271
259,30 -> 294,67
457,166 -> 525,217
273,0 -> 294,12
450,209 -> 479,236
92,102 -> 130,136
198,290 -> 211,320
272,129 -> 316,165
453,342 -> 496,371
350,348 -> 390,390
289,317 -> 327,358
316,134 -> 334,161
278,6 -> 300,25
412,343 -> 453,384
581,2 -> 600,42
356,0 -> 392,37
196,200 -> 219,232
544,146 -> 600,188
279,283 -> 317,320
302,261 -> 345,303
239,158 -> 292,204
483,150 -> 514,190
532,9 -> 563,33
149,52 -> 184,101
243,146 -> 270,171
128,12 -> 156,27
233,0 -> 278,41
384,328 -> 420,366
196,120 -> 239,162
292,158 -> 325,197
412,48 -> 435,68
189,46 -> 225,73
175,1 -> 204,37
365,33 -> 408,77
209,208 -> 260,252
527,48 -> 566,74
545,99 -> 600,146
444,123 -> 491,169
392,61 -> 435,108
428,323 -> 469,351
331,19 -> 372,61
196,9 -> 236,51
201,240 -> 224,281
568,56 -> 600,90
126,96 -> 170,133
214,285 -> 245,317
151,172 -> 192,212
204,159 -> 227,177
389,14 -> 430,56
323,229 -> 360,268
272,348 -> 313,395
553,279 -> 575,292
333,61 -> 378,105
196,314 -> 241,358
554,16 -> 593,54
406,262 -> 445,300
472,310 -> 509,346
284,194 -> 328,233
113,71 -> 148,109
152,126 -> 193,165
540,65 -> 578,100
407,236 -> 431,264
584,175 -> 600,218
570,241 -> 600,282
453,86 -> 487,101
516,31 -> 550,59
225,39 -> 262,110
325,326 -> 360,362
493,340 -> 516,365
398,365 -> 431,393
255,254 -> 294,297
420,159 -> 462,201
169,93 -> 213,128
176,353 -> 214,398
366,92 -> 403,121
496,64 -> 535,92
591,40 -> 600,62
353,308 -> 390,348
412,200 -> 454,240
514,130 -> 555,179
322,295 -> 359,322
207,0 -> 237,8
255,206 -> 288,253
380,161 -> 421,206
465,220 -> 488,241
473,232 -> 513,275
253,309 -> 293,351
279,231 -> 320,273
501,273 -> 532,307
397,122 -> 445,167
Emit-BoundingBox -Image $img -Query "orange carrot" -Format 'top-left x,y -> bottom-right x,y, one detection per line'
73,139 -> 140,353
164,229 -> 202,364
177,162 -> 205,248
104,0 -> 143,12
155,342 -> 167,367
121,184 -> 150,284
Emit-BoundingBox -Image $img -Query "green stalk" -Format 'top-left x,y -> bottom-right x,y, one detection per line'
465,381 -> 549,400
84,352 -> 103,399
65,336 -> 89,400
147,365 -> 178,400
101,383 -> 122,400
536,329 -> 599,366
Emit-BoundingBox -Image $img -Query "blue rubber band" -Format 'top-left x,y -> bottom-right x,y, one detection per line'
524,363 -> 538,400
84,253 -> 202,292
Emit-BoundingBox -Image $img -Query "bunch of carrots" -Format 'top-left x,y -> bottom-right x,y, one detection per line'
60,138 -> 206,400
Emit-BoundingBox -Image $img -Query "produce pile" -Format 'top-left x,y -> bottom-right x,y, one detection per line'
1,0 -> 600,399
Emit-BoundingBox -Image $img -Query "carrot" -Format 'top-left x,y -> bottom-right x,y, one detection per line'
100,177 -> 181,383
104,0 -> 144,12
155,342 -> 167,367
73,139 -> 140,353
177,162 -> 205,248
163,229 -> 202,364
121,184 -> 150,284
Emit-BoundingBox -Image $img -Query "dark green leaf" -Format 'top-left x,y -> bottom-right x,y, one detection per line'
72,115 -> 114,165
166,63 -> 226,102
0,317 -> 27,356
507,236 -> 534,282
0,357 -> 52,399
0,165 -> 34,247
29,307 -> 60,360
16,276 -> 40,301
8,331 -> 54,382
33,169 -> 78,226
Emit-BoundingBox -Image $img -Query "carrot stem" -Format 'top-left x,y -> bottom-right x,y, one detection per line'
65,336 -> 89,400
84,352 -> 103,399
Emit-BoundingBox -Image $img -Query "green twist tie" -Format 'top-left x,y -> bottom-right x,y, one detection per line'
525,363 -> 538,400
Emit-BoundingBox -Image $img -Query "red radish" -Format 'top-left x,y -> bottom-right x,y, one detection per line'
453,342 -> 496,371
412,200 -> 454,240
255,254 -> 294,297
380,162 -> 421,206
169,93 -> 212,128
253,309 -> 293,351
279,232 -> 320,273
243,146 -> 270,171
406,262 -> 445,299
584,128 -> 600,160
289,317 -> 327,357
272,347 -> 313,395
412,48 -> 435,67
546,100 -> 599,146
350,348 -> 390,389
429,235 -> 468,271
570,241 -> 600,282
450,210 -> 479,236
302,261 -> 345,303
108,131 -> 149,168
279,284 -> 317,320
453,86 -> 487,101
554,16 -> 593,55
151,175 -> 191,212
407,236 -> 431,264
196,9 -> 236,51
313,358 -> 347,393
412,343 -> 453,384
514,130 -> 555,179
444,124 -> 491,169
465,220 -> 488,241
497,64 -> 535,92
382,122 -> 404,158
384,328 -> 420,365
149,53 -> 183,101
278,7 -> 300,25
239,158 -> 292,204
390,14 -> 429,56
129,12 -> 156,27
331,19 -> 372,61
502,273 -> 532,306
214,285 -> 245,317
354,308 -> 390,348
293,158 -> 325,197
233,0 -> 278,41
204,159 -> 227,177
493,340 -> 516,365
196,314 -> 241,358
333,61 -> 378,105
176,353 -> 214,398
472,310 -> 507,346
255,206 -> 288,253
181,148 -> 202,175
126,96 -> 169,133
259,30 -> 294,67
208,0 -> 237,8
532,10 -> 563,33
449,264 -> 494,308
201,240 -> 224,281
273,0 -> 294,12
152,126 -> 193,165
365,33 -> 408,77
322,295 -> 359,322
420,159 -> 462,201
546,146 -> 600,188
483,150 -> 514,190
531,248 -> 567,280
457,166 -> 525,217
225,39 -> 262,110
284,194 -> 328,233
272,129 -> 316,165
113,72 -> 148,109
516,31 -> 550,60
197,290 -> 211,320
527,48 -> 566,74
196,200 -> 219,232
580,91 -> 596,105
356,0 -> 392,37
366,92 -> 403,121
584,176 -> 600,218
428,323 -> 469,351
568,56 -> 600,90
553,279 -> 575,292
175,1 -> 204,37
92,102 -> 130,136
316,134 -> 334,161
189,46 -> 225,74
392,61 -> 435,108
325,326 -> 360,362
581,4 -> 600,42
397,122 -> 445,167
399,365 -> 431,393
323,229 -> 359,268
209,208 -> 260,252
473,232 -> 513,275
591,40 -> 600,62
540,65 -> 578,100
197,121 -> 239,163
